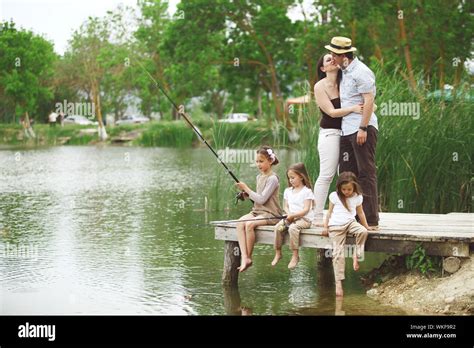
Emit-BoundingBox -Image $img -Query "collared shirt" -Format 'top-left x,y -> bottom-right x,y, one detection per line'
340,57 -> 379,135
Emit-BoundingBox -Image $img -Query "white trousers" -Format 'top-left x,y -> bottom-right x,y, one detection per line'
313,128 -> 342,222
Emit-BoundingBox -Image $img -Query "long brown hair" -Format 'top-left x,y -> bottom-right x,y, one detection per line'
316,53 -> 342,87
336,171 -> 362,211
256,145 -> 279,165
287,162 -> 312,190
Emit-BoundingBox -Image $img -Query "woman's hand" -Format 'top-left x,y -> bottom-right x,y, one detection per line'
235,182 -> 250,192
352,103 -> 364,114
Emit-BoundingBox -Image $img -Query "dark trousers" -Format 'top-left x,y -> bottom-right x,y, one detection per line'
339,126 -> 379,225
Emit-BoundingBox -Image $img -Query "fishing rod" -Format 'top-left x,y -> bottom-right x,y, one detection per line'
138,60 -> 248,204
212,215 -> 288,225
161,215 -> 289,230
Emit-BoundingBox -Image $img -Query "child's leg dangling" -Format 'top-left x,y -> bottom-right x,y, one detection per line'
236,213 -> 254,272
287,219 -> 311,270
271,220 -> 285,266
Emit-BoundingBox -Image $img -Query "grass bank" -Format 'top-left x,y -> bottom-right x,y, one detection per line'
0,119 -> 287,148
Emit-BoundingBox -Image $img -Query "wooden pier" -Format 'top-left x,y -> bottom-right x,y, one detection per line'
211,212 -> 473,287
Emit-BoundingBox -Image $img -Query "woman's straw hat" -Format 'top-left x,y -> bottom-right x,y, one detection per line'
325,36 -> 357,54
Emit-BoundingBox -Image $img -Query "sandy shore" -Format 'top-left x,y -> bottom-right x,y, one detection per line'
365,256 -> 474,315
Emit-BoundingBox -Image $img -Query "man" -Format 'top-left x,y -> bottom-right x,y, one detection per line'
325,36 -> 379,229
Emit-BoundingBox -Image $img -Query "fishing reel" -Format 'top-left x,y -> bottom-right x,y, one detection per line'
235,191 -> 249,205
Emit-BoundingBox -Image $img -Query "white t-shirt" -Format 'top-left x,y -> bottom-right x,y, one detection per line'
284,186 -> 315,220
328,192 -> 363,226
48,112 -> 58,122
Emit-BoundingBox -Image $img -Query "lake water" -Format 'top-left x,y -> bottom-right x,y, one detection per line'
0,146 -> 404,315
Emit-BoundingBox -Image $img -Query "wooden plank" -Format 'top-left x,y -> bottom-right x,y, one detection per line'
212,212 -> 474,259
215,226 -> 331,249
212,219 -> 474,229
381,223 -> 474,229
362,239 -> 469,257
379,216 -> 470,220
213,224 -> 473,242
214,226 -> 471,257
381,223 -> 472,228
378,220 -> 473,226
213,225 -> 473,244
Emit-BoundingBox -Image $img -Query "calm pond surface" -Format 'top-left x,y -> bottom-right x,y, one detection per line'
0,146 -> 404,315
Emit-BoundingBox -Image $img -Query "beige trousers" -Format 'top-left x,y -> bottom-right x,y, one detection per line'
329,220 -> 368,281
274,218 -> 312,251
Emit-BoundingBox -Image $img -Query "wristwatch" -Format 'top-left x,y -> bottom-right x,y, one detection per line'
359,126 -> 368,132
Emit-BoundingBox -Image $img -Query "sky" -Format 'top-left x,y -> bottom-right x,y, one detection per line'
0,0 -> 179,55
0,0 -> 316,55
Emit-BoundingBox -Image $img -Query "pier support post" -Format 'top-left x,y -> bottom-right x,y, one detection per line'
443,256 -> 461,274
222,241 -> 240,288
223,285 -> 242,315
316,248 -> 334,292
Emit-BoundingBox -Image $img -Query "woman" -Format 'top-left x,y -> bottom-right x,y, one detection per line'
312,53 -> 363,226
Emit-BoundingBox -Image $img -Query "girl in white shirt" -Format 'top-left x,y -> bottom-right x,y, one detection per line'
272,163 -> 314,270
324,171 -> 369,297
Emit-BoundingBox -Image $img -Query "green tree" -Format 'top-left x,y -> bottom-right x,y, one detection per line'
65,7 -> 145,138
100,5 -> 140,122
66,16 -> 110,140
161,0 -> 228,118
158,0 -> 300,123
0,21 -> 56,123
224,0 -> 299,122
311,0 -> 473,90
135,0 -> 174,119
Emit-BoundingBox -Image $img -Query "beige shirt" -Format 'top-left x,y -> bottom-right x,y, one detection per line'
249,173 -> 282,217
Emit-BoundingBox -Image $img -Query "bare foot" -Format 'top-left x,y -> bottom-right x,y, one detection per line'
335,296 -> 345,316
271,253 -> 282,266
288,255 -> 299,270
240,306 -> 252,316
335,281 -> 344,297
238,258 -> 253,272
353,257 -> 360,271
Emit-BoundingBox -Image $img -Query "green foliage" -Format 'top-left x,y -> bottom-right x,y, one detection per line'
3,1 -> 473,126
314,0 -> 473,88
140,122 -> 195,147
374,65 -> 473,213
210,120 -> 279,149
405,244 -> 442,276
134,0 -> 173,118
0,21 -> 56,122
